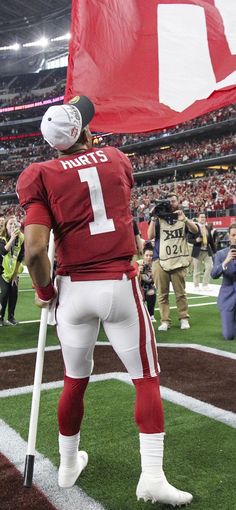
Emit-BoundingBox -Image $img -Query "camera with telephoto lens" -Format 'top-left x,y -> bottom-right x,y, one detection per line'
141,263 -> 155,292
150,199 -> 178,221
142,264 -> 150,274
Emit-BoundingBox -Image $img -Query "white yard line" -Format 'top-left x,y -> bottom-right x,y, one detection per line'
0,419 -> 106,510
1,373 -> 236,429
1,342 -> 236,360
158,343 -> 236,360
0,345 -> 61,357
1,372 -> 236,510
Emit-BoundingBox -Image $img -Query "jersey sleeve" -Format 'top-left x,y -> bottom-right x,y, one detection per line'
16,163 -> 52,228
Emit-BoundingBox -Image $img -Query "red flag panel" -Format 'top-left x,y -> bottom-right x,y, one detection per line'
65,0 -> 236,133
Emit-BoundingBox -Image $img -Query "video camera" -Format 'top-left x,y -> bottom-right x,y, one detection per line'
150,199 -> 178,221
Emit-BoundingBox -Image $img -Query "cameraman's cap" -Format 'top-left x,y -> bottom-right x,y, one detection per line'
40,96 -> 95,151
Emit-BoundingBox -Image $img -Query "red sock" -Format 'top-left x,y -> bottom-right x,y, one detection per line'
58,375 -> 89,436
132,376 -> 164,433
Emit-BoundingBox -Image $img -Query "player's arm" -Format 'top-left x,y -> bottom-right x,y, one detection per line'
17,164 -> 56,305
24,224 -> 50,286
24,224 -> 56,306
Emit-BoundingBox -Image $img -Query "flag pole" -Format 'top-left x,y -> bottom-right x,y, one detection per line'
23,231 -> 55,488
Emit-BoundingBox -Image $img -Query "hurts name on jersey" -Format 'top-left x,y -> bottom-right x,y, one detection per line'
60,149 -> 109,170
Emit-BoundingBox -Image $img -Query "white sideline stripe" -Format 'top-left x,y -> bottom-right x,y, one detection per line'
0,419 -> 105,510
2,341 -> 236,361
185,282 -> 220,297
155,302 -> 216,310
158,343 -> 236,360
0,345 -> 61,357
160,386 -> 236,429
1,372 -> 236,429
1,342 -> 236,360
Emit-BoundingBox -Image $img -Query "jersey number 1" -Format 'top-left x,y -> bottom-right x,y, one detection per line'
78,166 -> 115,235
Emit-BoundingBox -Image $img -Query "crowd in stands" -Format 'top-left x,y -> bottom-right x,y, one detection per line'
103,104 -> 236,146
0,132 -> 235,176
0,177 -> 17,194
0,84 -> 65,111
0,141 -> 56,174
131,171 -> 236,222
0,134 -> 48,150
0,67 -> 66,99
129,134 -> 236,172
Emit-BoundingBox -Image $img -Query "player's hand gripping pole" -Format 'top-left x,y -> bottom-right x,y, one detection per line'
23,231 -> 55,488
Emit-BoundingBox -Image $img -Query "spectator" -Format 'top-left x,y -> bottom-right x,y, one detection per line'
148,193 -> 198,330
0,215 -> 24,326
138,244 -> 157,322
192,212 -> 216,291
211,223 -> 236,340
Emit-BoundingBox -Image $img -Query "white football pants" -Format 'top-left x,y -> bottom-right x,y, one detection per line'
56,275 -> 159,380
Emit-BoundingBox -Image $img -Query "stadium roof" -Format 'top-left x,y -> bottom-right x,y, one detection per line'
0,1 -> 71,76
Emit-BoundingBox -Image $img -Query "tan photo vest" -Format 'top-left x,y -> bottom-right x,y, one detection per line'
159,218 -> 190,271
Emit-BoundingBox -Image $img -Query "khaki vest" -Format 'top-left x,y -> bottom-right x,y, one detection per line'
159,218 -> 189,271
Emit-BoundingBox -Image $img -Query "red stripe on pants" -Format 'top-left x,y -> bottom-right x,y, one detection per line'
146,309 -> 159,374
131,278 -> 151,378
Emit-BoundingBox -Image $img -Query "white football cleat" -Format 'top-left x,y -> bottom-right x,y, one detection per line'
136,473 -> 193,507
58,451 -> 88,488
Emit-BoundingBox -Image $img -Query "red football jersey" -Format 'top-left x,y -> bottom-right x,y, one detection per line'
17,146 -> 137,280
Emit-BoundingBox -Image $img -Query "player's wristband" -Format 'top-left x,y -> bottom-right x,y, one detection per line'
35,281 -> 56,301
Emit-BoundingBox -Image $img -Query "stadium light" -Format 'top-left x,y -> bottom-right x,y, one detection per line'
12,43 -> 20,51
51,33 -> 71,42
23,37 -> 49,48
0,42 -> 21,51
0,34 -> 70,52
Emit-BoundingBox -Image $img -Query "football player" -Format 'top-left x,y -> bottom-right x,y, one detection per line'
17,96 -> 192,506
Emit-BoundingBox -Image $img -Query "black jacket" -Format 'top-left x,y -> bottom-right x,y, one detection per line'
191,225 -> 216,258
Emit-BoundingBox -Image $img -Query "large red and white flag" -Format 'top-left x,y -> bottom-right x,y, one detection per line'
65,0 -> 236,132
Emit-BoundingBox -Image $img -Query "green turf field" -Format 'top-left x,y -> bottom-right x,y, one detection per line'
1,380 -> 235,510
1,274 -> 236,510
1,274 -> 236,354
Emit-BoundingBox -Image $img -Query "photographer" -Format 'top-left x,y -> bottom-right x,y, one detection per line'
148,193 -> 198,331
211,223 -> 236,340
192,212 -> 216,291
138,244 -> 157,322
0,216 -> 24,326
